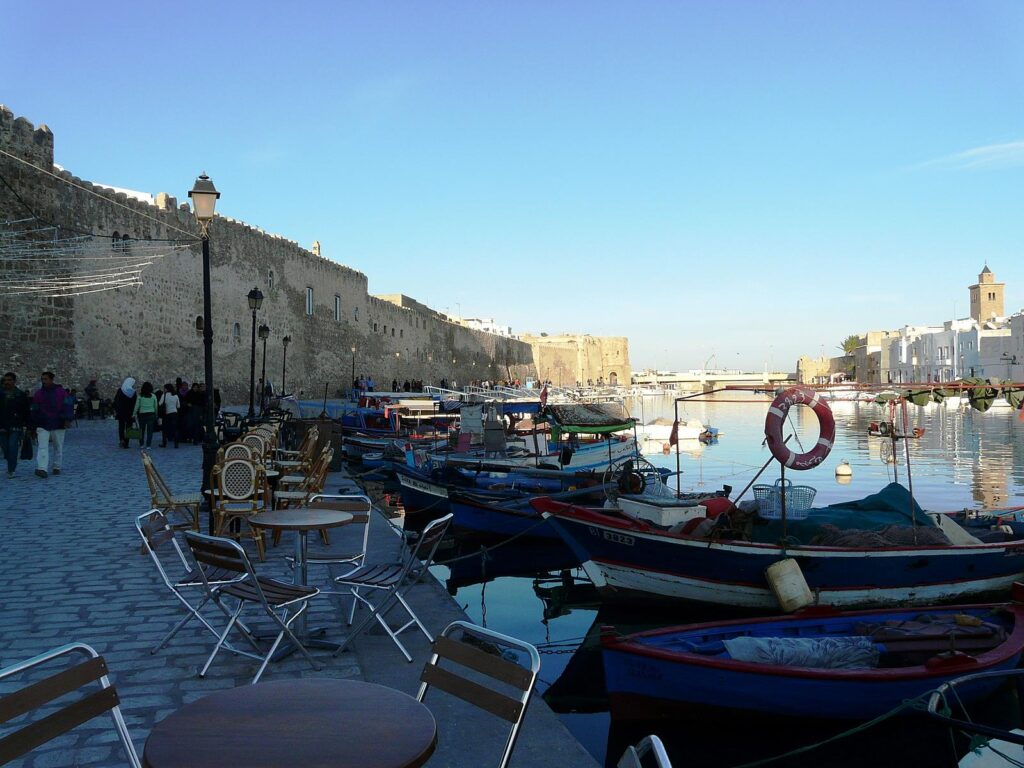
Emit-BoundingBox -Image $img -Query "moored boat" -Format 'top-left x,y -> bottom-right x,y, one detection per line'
602,598 -> 1024,721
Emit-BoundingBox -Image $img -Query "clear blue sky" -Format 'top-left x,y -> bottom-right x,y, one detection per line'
4,1 -> 1023,371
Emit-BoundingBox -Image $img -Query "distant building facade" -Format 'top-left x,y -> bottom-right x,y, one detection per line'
519,334 -> 630,387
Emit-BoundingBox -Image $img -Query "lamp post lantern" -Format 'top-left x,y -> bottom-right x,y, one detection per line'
188,172 -> 220,531
281,335 -> 291,395
258,323 -> 270,414
246,287 -> 264,417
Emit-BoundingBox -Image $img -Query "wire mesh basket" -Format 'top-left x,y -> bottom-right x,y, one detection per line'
753,479 -> 816,520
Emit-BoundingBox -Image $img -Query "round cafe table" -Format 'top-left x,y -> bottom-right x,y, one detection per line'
249,507 -> 353,651
143,678 -> 437,768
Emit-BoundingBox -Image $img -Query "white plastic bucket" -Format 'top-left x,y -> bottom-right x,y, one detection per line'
765,558 -> 813,613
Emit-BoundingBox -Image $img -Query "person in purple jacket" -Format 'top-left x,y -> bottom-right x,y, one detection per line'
31,371 -> 69,478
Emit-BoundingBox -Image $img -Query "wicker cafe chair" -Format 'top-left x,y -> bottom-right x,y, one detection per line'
618,736 -> 673,768
211,458 -> 268,560
242,433 -> 269,464
417,621 -> 540,768
333,513 -> 453,662
0,643 -> 142,767
216,441 -> 254,464
140,450 -> 201,531
183,532 -> 320,685
274,426 -> 319,471
136,510 -> 260,656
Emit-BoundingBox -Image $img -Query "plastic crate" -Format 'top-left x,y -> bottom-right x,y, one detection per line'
753,479 -> 816,520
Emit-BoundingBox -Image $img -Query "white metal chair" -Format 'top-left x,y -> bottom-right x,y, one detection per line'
136,510 -> 259,656
333,513 -> 453,662
287,493 -> 373,571
618,735 -> 673,768
0,643 -> 141,767
184,531 -> 321,684
417,620 -> 540,768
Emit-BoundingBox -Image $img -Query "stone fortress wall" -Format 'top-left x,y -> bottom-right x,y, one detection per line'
519,334 -> 631,386
0,105 -> 537,401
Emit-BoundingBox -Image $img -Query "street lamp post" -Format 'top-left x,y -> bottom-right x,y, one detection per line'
258,323 -> 270,414
281,335 -> 291,395
350,346 -> 356,393
246,287 -> 264,418
188,173 -> 220,532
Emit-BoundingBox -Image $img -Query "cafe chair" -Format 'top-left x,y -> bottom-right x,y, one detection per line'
618,736 -> 673,768
136,510 -> 260,656
216,441 -> 254,464
140,451 -> 202,531
210,458 -> 268,560
184,531 -> 321,684
417,621 -> 541,768
242,433 -> 269,464
287,493 -> 373,571
0,642 -> 142,767
333,513 -> 453,662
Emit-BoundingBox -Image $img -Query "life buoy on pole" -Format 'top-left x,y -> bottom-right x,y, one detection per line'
764,386 -> 835,470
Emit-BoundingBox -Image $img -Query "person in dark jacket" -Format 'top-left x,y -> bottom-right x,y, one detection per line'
0,371 -> 31,478
113,377 -> 137,448
84,379 -> 100,419
31,371 -> 70,478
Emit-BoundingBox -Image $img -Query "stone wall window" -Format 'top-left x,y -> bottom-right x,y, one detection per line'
383,325 -> 387,335
354,308 -> 359,322
233,322 -> 241,343
374,323 -> 378,333
195,316 -> 204,335
400,329 -> 403,338
334,294 -> 341,322
391,328 -> 395,337
268,270 -> 275,289
305,287 -> 314,316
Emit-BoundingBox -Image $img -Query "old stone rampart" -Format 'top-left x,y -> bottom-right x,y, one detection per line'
0,105 -> 535,399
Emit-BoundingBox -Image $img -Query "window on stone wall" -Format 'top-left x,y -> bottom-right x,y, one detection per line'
334,295 -> 341,322
305,287 -> 314,316
268,270 -> 275,289
195,316 -> 204,335
233,322 -> 241,343
354,308 -> 359,321
383,325 -> 387,335
391,328 -> 395,337
374,323 -> 378,333
400,329 -> 403,338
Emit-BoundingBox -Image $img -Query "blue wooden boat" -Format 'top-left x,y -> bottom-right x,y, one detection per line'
602,599 -> 1024,721
535,483 -> 1024,609
449,490 -> 564,542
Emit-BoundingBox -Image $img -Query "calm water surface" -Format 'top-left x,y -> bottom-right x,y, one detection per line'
428,393 -> 1024,767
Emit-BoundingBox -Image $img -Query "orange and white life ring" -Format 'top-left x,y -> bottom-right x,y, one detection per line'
764,386 -> 835,471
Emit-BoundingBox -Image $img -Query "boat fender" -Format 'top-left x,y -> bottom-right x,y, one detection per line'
765,558 -> 814,613
764,386 -> 835,471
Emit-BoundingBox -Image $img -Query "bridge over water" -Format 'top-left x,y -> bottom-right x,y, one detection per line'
631,370 -> 797,392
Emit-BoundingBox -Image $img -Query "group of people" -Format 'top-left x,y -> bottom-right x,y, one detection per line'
0,371 -> 75,479
113,377 -> 221,449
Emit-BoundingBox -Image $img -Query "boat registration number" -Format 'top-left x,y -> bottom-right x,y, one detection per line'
592,528 -> 634,546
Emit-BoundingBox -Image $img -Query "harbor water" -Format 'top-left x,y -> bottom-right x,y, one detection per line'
427,392 -> 1024,767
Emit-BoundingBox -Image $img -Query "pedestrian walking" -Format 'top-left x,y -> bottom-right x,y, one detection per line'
159,383 -> 180,448
84,378 -> 100,419
31,371 -> 70,478
113,377 -> 137,448
0,372 -> 31,478
186,383 -> 202,443
133,381 -> 159,448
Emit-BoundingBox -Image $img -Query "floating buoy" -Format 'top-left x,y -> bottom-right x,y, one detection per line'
835,460 -> 853,477
662,442 -> 671,454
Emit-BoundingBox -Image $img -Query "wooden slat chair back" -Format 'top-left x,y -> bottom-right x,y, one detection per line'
0,643 -> 141,767
211,458 -> 267,560
417,621 -> 540,768
617,736 -> 673,768
271,447 -> 333,546
275,426 -> 320,470
139,451 -> 200,531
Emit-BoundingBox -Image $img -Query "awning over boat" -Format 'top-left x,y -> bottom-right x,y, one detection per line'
539,402 -> 635,438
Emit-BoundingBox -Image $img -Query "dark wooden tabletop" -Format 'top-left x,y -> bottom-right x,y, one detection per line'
248,508 -> 353,532
143,679 -> 437,768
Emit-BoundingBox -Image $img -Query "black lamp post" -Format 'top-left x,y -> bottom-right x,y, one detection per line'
350,346 -> 356,391
281,335 -> 291,395
258,323 -> 270,414
188,172 -> 220,532
246,286 -> 263,417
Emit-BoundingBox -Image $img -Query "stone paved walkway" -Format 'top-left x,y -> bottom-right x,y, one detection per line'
0,419 -> 598,767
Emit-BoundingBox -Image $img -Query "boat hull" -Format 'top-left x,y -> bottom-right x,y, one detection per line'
603,604 -> 1024,720
537,502 -> 1024,609
450,493 -> 563,542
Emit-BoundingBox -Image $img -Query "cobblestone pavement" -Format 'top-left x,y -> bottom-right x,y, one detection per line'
0,419 -> 599,768
0,420 -> 368,766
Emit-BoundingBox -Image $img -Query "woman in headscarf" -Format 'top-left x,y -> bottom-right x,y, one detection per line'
113,377 -> 137,448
